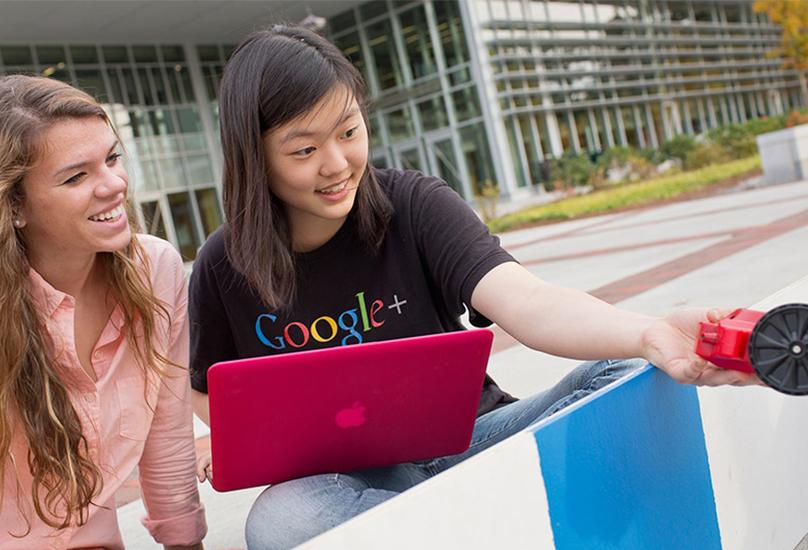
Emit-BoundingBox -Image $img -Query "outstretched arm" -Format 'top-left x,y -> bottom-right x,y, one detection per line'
471,262 -> 758,386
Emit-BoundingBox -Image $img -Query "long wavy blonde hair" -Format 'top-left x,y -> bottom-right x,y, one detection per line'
0,75 -> 176,532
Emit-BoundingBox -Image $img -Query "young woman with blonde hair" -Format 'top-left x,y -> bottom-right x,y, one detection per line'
0,75 -> 206,549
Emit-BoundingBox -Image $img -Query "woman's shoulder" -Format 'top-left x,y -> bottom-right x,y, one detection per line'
132,234 -> 186,299
371,166 -> 448,202
194,224 -> 229,268
135,233 -> 183,268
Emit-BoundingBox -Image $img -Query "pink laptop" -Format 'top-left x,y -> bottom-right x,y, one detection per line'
207,329 -> 493,492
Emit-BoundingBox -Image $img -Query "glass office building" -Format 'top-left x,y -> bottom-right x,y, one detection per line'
1,0 -> 802,260
331,0 -> 803,199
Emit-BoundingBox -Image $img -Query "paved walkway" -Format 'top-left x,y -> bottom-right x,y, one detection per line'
120,178 -> 808,549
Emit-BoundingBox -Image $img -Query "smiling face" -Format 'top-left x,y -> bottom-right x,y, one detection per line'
262,86 -> 369,251
18,116 -> 131,270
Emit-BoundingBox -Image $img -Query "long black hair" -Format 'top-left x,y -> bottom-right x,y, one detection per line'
219,25 -> 392,309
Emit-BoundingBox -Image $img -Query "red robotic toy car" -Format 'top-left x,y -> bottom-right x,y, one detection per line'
695,303 -> 808,395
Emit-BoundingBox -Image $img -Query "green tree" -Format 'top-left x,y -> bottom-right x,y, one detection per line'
754,0 -> 808,104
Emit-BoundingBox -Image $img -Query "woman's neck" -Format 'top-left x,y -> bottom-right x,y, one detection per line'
29,252 -> 103,299
288,211 -> 348,253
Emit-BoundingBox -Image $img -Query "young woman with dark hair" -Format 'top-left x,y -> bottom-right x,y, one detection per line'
188,26 -> 757,550
0,75 -> 206,549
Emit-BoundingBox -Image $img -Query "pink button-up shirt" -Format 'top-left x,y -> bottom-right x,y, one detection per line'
1,235 -> 206,549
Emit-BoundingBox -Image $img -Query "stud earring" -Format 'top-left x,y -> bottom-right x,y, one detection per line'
13,219 -> 22,228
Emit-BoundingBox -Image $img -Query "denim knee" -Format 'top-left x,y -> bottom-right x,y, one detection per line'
573,358 -> 646,390
542,358 -> 647,418
244,473 -> 395,550
245,476 -> 340,550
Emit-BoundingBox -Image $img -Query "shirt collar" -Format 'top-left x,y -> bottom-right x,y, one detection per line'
27,267 -> 74,318
27,267 -> 125,344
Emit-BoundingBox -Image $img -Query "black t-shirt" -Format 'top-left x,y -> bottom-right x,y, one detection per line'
189,168 -> 517,415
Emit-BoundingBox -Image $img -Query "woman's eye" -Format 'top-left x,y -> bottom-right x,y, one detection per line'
294,146 -> 316,157
107,152 -> 123,164
343,126 -> 358,139
63,172 -> 85,185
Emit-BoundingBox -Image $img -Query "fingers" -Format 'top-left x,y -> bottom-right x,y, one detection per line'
706,308 -> 735,323
662,356 -> 708,385
694,366 -> 761,387
742,374 -> 768,387
196,455 -> 212,483
664,356 -> 762,388
197,464 -> 212,483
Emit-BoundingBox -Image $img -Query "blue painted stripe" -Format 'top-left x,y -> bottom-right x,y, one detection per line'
533,366 -> 721,550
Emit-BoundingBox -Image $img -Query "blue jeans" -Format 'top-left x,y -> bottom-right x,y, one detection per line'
245,358 -> 646,550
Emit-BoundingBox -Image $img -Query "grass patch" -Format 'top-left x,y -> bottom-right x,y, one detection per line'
488,155 -> 761,233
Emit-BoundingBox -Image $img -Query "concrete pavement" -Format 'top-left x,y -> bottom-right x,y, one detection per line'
120,177 -> 808,549
488,178 -> 808,397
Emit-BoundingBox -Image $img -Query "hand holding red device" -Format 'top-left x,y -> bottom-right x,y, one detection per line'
695,303 -> 808,395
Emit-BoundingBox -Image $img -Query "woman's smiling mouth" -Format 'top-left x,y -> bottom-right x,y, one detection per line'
88,204 -> 124,222
316,178 -> 350,195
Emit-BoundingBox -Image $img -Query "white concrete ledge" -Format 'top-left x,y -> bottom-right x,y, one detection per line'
303,275 -> 808,550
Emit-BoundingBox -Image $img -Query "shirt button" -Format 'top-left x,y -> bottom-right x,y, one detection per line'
86,393 -> 96,403
93,350 -> 102,360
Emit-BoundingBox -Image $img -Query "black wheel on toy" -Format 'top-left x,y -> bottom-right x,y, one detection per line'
748,303 -> 808,395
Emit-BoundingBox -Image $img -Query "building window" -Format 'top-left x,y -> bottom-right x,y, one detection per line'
417,95 -> 449,131
334,31 -> 369,83
460,123 -> 496,196
167,192 -> 201,261
398,5 -> 437,80
366,19 -> 403,90
140,200 -> 168,241
451,85 -> 482,122
431,137 -> 464,195
385,106 -> 415,141
434,0 -> 469,67
195,187 -> 223,238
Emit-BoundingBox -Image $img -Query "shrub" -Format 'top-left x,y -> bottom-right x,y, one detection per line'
624,153 -> 656,180
595,146 -> 633,169
600,148 -> 657,183
549,153 -> 595,190
684,142 -> 730,170
661,134 -> 698,162
589,146 -> 634,187
707,124 -> 757,159
487,156 -> 760,233
537,108 -> 789,192
637,147 -> 666,165
746,115 -> 787,135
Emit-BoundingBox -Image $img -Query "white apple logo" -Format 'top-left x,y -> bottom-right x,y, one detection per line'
335,401 -> 366,428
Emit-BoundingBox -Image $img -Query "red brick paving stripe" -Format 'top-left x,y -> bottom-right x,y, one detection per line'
520,230 -> 732,266
504,193 -> 808,251
588,207 -> 808,304
573,193 -> 808,240
506,212 -> 638,251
